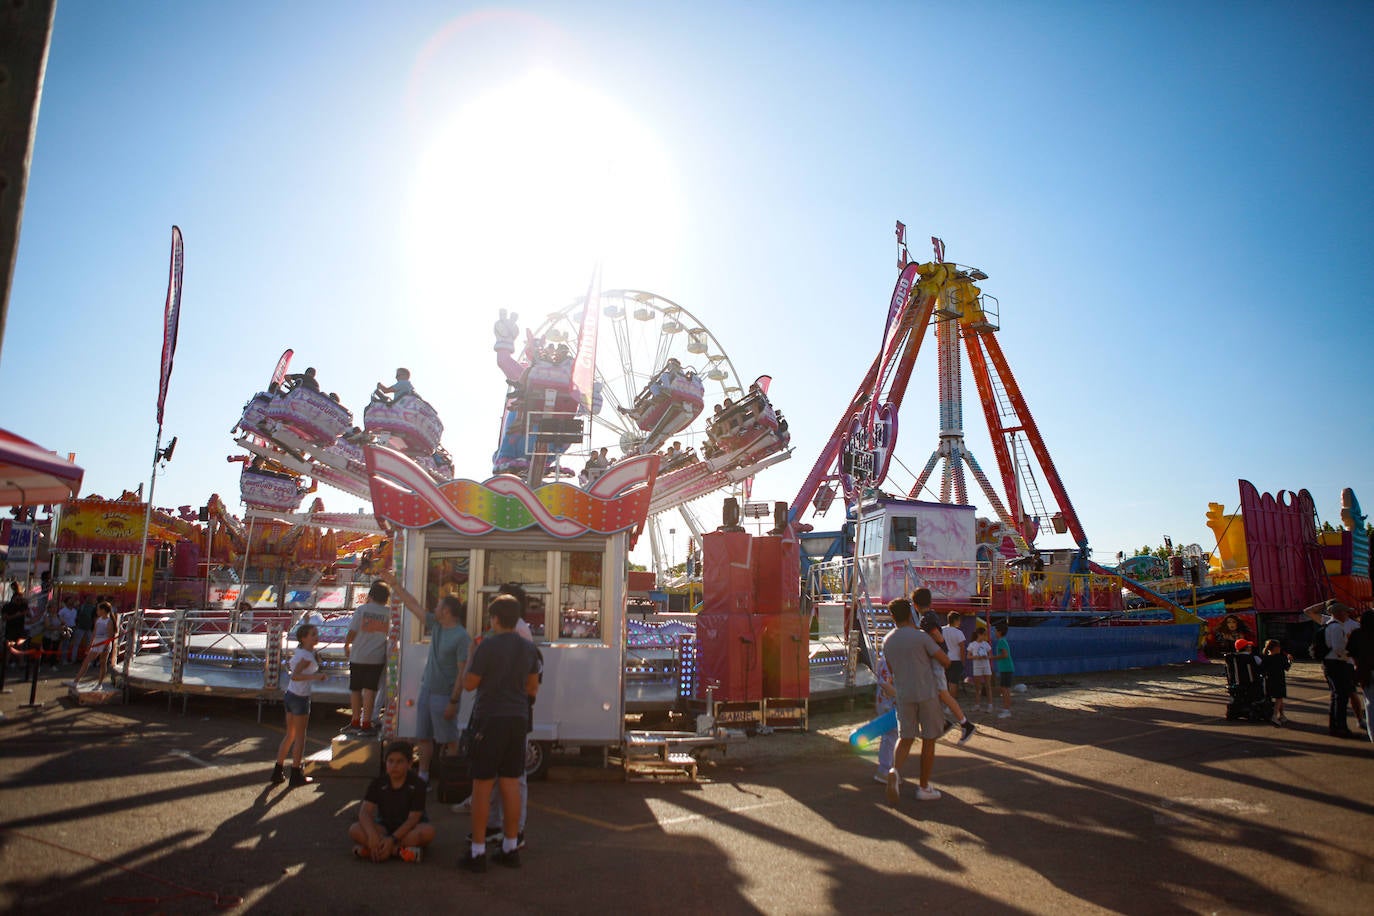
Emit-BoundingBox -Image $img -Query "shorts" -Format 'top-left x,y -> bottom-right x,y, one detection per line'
972,661 -> 991,677
283,691 -> 311,716
415,692 -> 459,743
998,671 -> 1015,688
933,666 -> 948,693
469,716 -> 527,780
374,812 -> 429,833
895,698 -> 944,741
349,662 -> 385,692
946,661 -> 964,685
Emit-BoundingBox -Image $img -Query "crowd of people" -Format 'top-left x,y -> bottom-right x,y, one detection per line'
253,563 -> 1371,866
269,574 -> 540,872
874,588 -> 1020,805
1,574 -> 119,688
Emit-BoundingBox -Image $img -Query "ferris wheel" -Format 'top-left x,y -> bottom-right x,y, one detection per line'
534,289 -> 750,574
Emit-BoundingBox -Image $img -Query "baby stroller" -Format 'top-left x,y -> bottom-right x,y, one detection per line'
1224,652 -> 1274,722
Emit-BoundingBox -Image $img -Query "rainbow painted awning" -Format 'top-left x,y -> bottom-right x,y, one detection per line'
365,445 -> 659,546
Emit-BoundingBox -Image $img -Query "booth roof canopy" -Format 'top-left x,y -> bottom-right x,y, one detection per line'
0,427 -> 84,507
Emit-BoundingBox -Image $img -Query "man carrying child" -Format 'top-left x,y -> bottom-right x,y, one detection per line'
881,593 -> 949,806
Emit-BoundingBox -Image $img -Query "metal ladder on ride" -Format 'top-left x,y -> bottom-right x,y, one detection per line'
987,367 -> 1051,536
846,562 -> 889,689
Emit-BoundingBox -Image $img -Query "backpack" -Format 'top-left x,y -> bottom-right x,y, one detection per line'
1309,621 -> 1331,661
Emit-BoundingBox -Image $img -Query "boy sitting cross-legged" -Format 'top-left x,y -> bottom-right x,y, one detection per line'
349,740 -> 435,863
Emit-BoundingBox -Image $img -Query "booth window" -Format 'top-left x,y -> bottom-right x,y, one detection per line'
483,549 -> 548,638
422,551 -> 470,641
857,517 -> 882,558
890,517 -> 918,553
557,551 -> 603,641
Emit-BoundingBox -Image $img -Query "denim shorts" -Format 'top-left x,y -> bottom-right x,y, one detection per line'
415,692 -> 459,743
283,691 -> 311,716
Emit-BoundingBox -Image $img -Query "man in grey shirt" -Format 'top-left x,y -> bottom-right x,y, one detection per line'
344,581 -> 392,734
880,592 -> 949,805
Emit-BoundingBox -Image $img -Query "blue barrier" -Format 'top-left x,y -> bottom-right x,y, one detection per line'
1004,624 -> 1201,676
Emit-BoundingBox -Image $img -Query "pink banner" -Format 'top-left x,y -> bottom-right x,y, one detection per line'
864,260 -> 921,437
572,263 -> 601,413
156,226 -> 184,426
270,348 -> 293,390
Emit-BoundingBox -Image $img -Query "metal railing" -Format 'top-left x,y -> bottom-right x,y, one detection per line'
115,607 -> 354,711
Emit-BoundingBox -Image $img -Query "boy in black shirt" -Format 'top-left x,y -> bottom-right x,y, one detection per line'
460,595 -> 540,872
350,741 -> 434,863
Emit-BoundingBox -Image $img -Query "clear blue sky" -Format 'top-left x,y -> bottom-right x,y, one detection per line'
3,1 -> 1371,560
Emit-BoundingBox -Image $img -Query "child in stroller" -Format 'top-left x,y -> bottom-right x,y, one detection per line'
1224,638 -> 1275,722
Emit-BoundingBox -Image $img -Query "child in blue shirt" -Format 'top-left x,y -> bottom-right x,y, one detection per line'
993,622 -> 1014,719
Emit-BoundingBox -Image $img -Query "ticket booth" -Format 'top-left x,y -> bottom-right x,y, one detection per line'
366,446 -> 658,768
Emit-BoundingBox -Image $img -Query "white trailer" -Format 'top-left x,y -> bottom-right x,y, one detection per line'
369,447 -> 658,776
391,525 -> 631,775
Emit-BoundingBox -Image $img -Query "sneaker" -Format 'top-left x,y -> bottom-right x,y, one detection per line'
885,768 -> 900,806
270,762 -> 286,785
452,796 -> 473,814
288,766 -> 312,788
399,846 -> 423,863
491,847 -> 521,868
914,785 -> 942,801
459,851 -> 487,873
958,722 -> 977,744
984,705 -> 994,713
872,772 -> 889,784
357,723 -> 379,735
1276,714 -> 1289,725
998,709 -> 1011,719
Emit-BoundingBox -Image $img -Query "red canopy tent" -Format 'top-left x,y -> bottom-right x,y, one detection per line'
0,427 -> 84,506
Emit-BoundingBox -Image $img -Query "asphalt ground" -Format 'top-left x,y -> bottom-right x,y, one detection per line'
1,658 -> 1370,915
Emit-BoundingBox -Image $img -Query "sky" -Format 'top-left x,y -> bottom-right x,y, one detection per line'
2,0 -> 1372,564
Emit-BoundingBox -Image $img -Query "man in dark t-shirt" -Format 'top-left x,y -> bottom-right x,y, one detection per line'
460,595 -> 539,872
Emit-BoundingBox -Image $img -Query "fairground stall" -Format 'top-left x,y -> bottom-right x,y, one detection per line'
366,444 -> 673,776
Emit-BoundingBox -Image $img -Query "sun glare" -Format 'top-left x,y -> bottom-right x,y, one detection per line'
406,70 -> 683,316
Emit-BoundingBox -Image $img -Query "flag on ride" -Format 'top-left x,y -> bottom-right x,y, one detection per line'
156,226 -> 184,426
865,260 -> 920,436
572,262 -> 602,414
270,348 -> 293,390
931,236 -> 945,263
742,375 -> 772,499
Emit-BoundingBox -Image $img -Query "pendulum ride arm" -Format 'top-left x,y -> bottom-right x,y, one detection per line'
788,266 -> 946,525
968,326 -> 1088,548
962,336 -> 1027,538
788,355 -> 880,525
